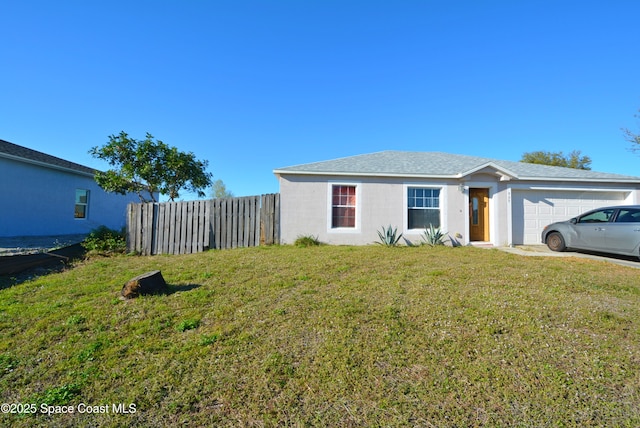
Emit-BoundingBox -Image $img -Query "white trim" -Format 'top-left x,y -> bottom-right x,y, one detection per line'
508,184 -> 636,192
464,181 -> 498,245
458,161 -> 519,180
327,181 -> 361,234
274,170 -> 458,179
402,183 -> 448,236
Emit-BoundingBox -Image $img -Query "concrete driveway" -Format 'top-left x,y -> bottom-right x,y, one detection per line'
497,245 -> 640,269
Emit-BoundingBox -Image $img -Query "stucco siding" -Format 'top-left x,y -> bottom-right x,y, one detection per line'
0,157 -> 140,237
356,179 -> 405,245
279,175 -> 327,244
279,174 -> 466,245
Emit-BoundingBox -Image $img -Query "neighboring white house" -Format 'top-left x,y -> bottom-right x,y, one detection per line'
273,151 -> 640,246
0,139 -> 143,238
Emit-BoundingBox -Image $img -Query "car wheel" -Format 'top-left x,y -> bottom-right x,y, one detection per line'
546,232 -> 566,252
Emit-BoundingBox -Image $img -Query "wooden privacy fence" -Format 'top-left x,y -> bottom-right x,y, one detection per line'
127,194 -> 280,255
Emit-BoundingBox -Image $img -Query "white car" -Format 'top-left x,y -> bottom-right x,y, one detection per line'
541,205 -> 640,259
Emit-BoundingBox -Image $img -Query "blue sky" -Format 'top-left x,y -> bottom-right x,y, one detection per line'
2,1 -> 639,199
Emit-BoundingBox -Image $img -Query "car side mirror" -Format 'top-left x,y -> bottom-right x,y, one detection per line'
570,218 -> 577,224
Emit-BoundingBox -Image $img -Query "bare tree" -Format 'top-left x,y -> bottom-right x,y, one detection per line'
520,150 -> 592,170
623,109 -> 640,153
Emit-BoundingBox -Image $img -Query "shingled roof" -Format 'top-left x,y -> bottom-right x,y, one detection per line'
0,139 -> 96,176
274,151 -> 640,183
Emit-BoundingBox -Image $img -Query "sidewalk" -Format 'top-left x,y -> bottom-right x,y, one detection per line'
497,245 -> 559,256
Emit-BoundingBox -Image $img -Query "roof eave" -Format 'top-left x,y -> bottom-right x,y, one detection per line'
0,152 -> 97,178
274,169 -> 640,184
517,176 -> 640,184
273,169 -> 462,179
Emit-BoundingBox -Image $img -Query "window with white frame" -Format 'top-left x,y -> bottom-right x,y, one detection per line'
75,189 -> 89,219
331,185 -> 356,228
407,187 -> 440,229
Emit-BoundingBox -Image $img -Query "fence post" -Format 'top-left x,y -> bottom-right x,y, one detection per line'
143,202 -> 155,256
260,193 -> 278,245
274,193 -> 280,245
204,200 -> 211,251
126,203 -> 135,253
211,199 -> 220,250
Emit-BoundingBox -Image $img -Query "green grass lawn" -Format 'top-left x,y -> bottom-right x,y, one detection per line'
1,245 -> 639,427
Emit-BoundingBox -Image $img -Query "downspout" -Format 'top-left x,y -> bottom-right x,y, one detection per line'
506,186 -> 513,247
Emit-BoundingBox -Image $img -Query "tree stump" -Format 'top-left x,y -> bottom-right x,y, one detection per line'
121,270 -> 168,299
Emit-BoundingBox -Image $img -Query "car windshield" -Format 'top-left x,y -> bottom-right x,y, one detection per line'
577,209 -> 616,223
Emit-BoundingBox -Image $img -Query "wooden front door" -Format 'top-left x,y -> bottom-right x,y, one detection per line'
469,188 -> 490,241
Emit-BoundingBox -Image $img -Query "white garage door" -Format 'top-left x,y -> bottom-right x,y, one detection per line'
512,190 -> 627,245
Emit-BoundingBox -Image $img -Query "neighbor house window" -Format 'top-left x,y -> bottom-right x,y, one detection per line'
331,185 -> 356,228
75,189 -> 89,219
407,187 -> 440,229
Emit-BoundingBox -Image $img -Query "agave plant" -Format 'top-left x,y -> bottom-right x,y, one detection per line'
376,225 -> 403,247
421,224 -> 449,246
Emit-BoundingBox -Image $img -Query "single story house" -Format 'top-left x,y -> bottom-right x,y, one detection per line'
273,151 -> 640,246
0,139 -> 144,239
